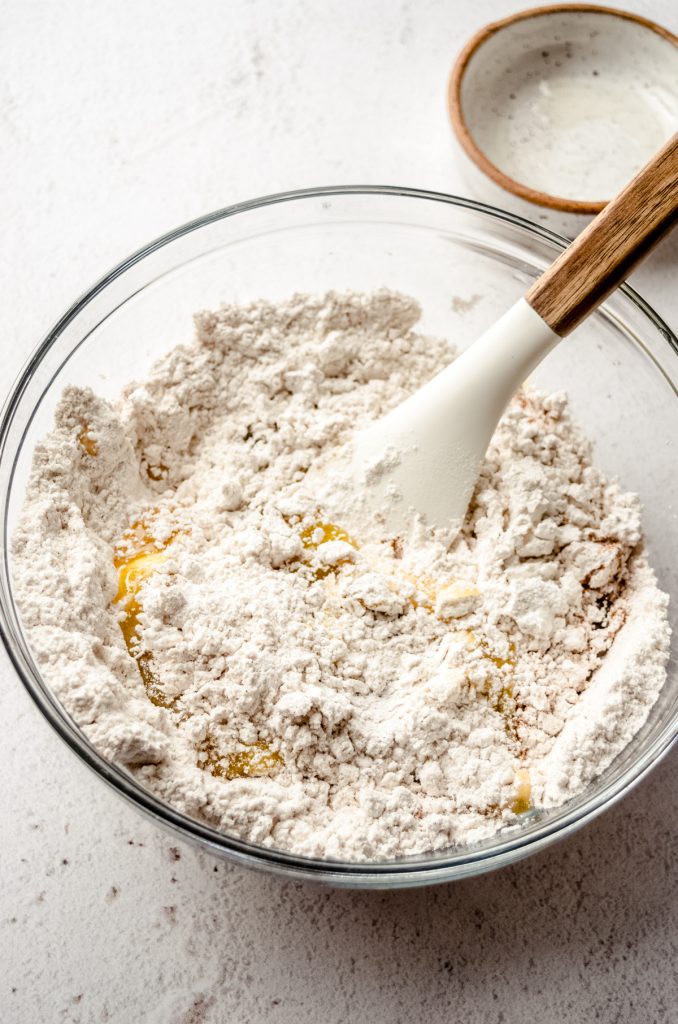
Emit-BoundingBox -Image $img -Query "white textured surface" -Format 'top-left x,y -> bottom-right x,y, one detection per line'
1,2 -> 677,1022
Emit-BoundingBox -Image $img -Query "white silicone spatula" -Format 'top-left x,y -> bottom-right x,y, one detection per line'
350,132 -> 678,535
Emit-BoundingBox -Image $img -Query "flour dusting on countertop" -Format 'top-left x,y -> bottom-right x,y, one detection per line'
12,290 -> 670,860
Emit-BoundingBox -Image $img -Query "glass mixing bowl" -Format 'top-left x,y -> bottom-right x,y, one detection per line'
1,188 -> 676,888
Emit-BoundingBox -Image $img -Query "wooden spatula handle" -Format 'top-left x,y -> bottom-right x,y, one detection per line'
526,132 -> 678,337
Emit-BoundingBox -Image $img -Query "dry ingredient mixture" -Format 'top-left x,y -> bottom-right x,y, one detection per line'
13,290 -> 670,860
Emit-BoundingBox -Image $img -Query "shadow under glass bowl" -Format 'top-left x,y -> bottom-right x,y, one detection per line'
0,187 -> 676,888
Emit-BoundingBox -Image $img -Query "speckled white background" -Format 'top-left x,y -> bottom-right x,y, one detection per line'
1,2 -> 677,1022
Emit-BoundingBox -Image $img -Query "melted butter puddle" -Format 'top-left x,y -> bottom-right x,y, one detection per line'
113,520 -> 178,709
113,516 -> 283,777
298,520 -> 359,580
299,522 -> 356,550
511,768 -> 532,815
296,519 -> 437,599
201,736 -> 285,780
77,423 -> 98,457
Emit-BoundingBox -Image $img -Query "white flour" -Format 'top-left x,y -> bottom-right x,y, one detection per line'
12,290 -> 671,860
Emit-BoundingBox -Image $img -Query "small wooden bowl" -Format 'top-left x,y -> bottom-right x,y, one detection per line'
448,4 -> 678,215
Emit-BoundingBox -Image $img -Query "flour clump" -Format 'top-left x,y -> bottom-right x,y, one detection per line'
12,290 -> 671,860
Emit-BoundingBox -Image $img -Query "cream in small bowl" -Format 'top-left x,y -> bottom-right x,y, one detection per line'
449,4 -> 678,214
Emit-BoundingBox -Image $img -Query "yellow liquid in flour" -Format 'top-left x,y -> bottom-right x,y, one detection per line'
511,768 -> 532,815
77,424 -> 98,457
201,737 -> 285,780
113,515 -> 283,776
112,509 -> 527,805
299,521 -> 358,579
113,521 -> 177,708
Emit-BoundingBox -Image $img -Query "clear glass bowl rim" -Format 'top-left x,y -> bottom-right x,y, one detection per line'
1,185 -> 676,887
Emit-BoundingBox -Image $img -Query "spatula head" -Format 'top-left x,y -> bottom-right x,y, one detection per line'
322,300 -> 560,541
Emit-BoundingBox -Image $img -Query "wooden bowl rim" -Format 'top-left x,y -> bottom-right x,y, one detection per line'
448,3 -> 678,214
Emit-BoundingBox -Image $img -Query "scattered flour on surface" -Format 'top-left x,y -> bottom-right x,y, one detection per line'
12,290 -> 671,860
